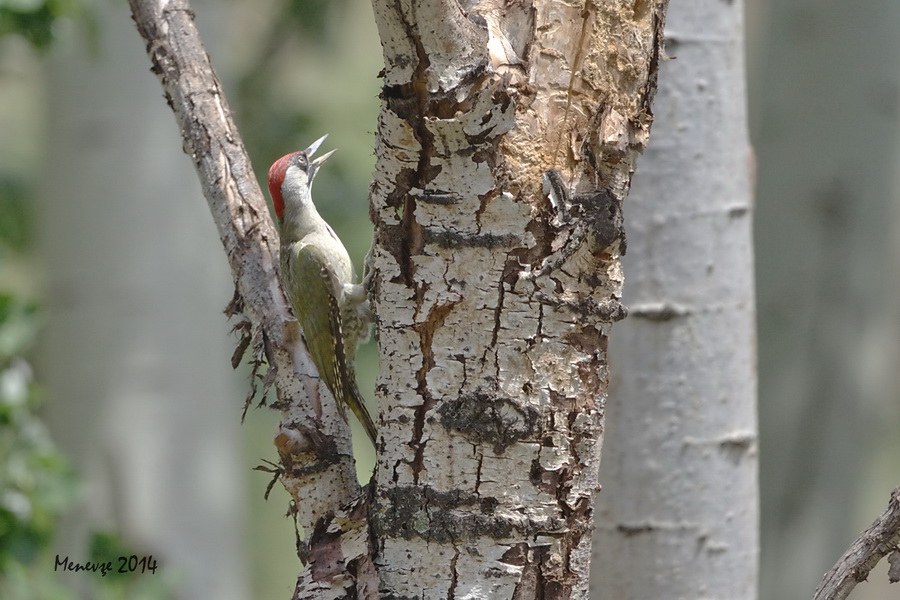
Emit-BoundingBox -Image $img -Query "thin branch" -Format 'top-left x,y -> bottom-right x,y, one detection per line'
814,485 -> 900,600
126,0 -> 361,530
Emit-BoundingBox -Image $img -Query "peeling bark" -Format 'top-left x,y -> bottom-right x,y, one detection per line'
369,1 -> 668,598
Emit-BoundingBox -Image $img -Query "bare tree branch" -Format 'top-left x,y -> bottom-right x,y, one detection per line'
127,0 -> 368,561
814,486 -> 900,600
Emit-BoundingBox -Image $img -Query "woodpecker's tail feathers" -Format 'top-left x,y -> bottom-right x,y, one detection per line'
324,268 -> 378,445
346,379 -> 378,446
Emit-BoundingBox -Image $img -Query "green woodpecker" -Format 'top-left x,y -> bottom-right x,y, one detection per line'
268,136 -> 377,444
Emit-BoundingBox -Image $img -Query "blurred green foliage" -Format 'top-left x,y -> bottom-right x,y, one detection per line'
0,295 -> 72,569
0,177 -> 32,254
0,6 -> 79,585
0,289 -> 80,597
285,0 -> 349,42
0,0 -> 77,49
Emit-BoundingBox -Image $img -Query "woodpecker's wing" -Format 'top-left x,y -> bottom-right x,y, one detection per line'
289,244 -> 377,443
290,243 -> 347,419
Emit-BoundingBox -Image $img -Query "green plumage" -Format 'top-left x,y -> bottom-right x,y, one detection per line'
273,140 -> 376,445
280,239 -> 377,444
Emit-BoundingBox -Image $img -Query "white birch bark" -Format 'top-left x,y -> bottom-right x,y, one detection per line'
368,1 -> 667,598
590,0 -> 758,598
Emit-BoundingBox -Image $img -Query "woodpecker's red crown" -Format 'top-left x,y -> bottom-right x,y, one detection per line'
267,152 -> 300,221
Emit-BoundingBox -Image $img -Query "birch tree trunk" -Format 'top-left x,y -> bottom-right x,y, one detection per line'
367,1 -> 667,597
589,0 -> 758,598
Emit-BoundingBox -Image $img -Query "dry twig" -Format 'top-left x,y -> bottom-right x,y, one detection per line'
814,486 -> 900,600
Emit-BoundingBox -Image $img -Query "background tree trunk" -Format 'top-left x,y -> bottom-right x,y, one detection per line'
368,1 -> 666,597
37,4 -> 249,598
589,0 -> 758,598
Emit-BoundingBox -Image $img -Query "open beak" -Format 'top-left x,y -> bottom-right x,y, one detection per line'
304,134 -> 336,181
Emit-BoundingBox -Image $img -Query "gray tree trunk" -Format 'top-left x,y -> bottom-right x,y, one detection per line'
590,0 -> 759,598
37,4 -> 248,599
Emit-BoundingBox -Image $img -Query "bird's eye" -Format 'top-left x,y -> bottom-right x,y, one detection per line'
295,153 -> 308,169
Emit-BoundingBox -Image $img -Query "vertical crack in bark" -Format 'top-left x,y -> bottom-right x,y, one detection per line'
411,299 -> 460,482
488,276 -> 506,351
399,194 -> 422,288
447,545 -> 460,600
508,542 -> 578,600
474,449 -> 484,496
392,4 -> 434,287
536,301 -> 545,342
641,10 -> 667,115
